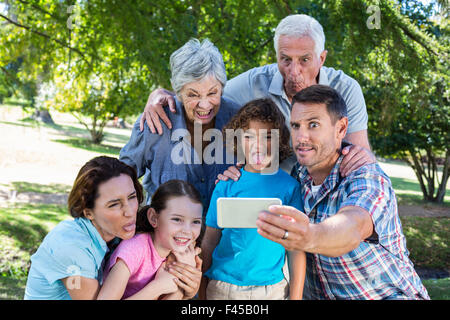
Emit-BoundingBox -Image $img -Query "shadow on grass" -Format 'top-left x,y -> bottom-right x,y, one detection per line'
0,276 -> 25,300
400,216 -> 450,270
52,138 -> 121,156
422,278 -> 450,300
0,118 -> 131,146
0,204 -> 68,252
8,181 -> 71,194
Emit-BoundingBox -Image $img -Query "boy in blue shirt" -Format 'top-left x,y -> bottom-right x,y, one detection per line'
199,99 -> 306,300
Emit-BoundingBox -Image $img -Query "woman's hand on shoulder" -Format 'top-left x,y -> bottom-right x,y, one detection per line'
140,88 -> 177,135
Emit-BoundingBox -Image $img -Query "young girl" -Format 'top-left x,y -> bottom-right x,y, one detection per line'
98,179 -> 203,300
200,98 -> 306,300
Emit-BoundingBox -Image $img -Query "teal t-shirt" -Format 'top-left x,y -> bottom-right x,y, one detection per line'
205,168 -> 302,286
24,218 -> 108,300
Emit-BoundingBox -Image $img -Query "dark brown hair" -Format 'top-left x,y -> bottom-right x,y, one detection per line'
135,180 -> 204,243
68,156 -> 144,218
222,98 -> 292,162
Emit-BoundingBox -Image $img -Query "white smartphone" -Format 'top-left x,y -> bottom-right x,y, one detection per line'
216,197 -> 282,228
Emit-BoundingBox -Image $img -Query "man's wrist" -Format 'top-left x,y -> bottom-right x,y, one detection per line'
303,223 -> 320,253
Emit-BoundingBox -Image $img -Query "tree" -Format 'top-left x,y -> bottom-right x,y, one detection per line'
1,0 -> 448,203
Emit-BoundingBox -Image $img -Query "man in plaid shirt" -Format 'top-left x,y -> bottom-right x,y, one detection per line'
256,85 -> 429,299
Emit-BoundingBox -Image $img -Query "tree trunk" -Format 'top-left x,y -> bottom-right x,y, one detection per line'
435,150 -> 450,203
31,109 -> 55,125
90,129 -> 104,144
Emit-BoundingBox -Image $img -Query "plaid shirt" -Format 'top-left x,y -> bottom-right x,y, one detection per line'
294,153 -> 429,300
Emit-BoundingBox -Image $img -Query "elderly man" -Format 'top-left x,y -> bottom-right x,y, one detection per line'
256,85 -> 429,300
140,14 -> 373,176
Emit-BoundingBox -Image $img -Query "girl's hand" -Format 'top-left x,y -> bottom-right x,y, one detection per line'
172,243 -> 201,267
154,262 -> 178,295
168,255 -> 203,299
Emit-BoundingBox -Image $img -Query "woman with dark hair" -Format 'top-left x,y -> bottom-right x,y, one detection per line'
24,156 -> 202,300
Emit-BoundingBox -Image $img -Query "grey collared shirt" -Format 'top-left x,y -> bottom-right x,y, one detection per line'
120,97 -> 241,216
223,63 -> 368,134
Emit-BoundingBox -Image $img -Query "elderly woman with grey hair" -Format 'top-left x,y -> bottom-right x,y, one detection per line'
120,39 -> 241,216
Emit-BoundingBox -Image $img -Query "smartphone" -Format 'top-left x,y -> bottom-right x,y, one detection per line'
216,197 -> 282,228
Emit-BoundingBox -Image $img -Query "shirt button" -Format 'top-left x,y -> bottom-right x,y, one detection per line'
201,178 -> 205,183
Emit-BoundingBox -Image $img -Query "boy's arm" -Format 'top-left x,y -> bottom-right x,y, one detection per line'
199,226 -> 222,300
287,250 -> 306,300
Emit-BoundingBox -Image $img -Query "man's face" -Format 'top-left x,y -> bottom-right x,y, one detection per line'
290,102 -> 347,172
277,35 -> 327,99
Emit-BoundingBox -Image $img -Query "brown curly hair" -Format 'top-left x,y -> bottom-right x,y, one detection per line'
222,98 -> 292,162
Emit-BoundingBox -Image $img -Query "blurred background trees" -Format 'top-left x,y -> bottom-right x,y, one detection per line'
0,0 -> 448,202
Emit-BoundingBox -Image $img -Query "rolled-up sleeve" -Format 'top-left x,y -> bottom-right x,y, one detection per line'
119,115 -> 156,178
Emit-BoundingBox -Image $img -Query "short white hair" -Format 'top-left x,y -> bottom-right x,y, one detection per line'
170,38 -> 227,96
274,14 -> 325,58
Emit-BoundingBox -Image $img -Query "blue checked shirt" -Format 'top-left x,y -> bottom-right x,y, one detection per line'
293,152 -> 429,300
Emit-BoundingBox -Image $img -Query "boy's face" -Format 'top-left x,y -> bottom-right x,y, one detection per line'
241,120 -> 277,173
290,102 -> 347,171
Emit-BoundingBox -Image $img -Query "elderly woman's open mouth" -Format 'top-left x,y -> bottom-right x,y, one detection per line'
196,109 -> 214,120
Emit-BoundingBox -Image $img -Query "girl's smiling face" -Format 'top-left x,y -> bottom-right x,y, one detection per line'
149,196 -> 203,257
242,120 -> 276,173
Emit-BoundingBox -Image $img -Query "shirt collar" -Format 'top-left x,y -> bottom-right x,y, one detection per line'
317,67 -> 329,85
268,69 -> 284,96
77,217 -> 108,253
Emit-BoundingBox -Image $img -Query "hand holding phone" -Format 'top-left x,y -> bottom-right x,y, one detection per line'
217,197 -> 282,228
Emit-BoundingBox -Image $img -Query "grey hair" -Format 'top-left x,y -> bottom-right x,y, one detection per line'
170,38 -> 227,96
274,14 -> 325,59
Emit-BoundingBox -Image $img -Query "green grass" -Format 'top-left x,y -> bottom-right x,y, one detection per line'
0,203 -> 68,299
2,181 -> 71,194
52,138 -> 121,156
422,278 -> 450,300
400,216 -> 449,269
390,176 -> 450,206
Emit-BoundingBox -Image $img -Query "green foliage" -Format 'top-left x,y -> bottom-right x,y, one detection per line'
0,0 -> 448,200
